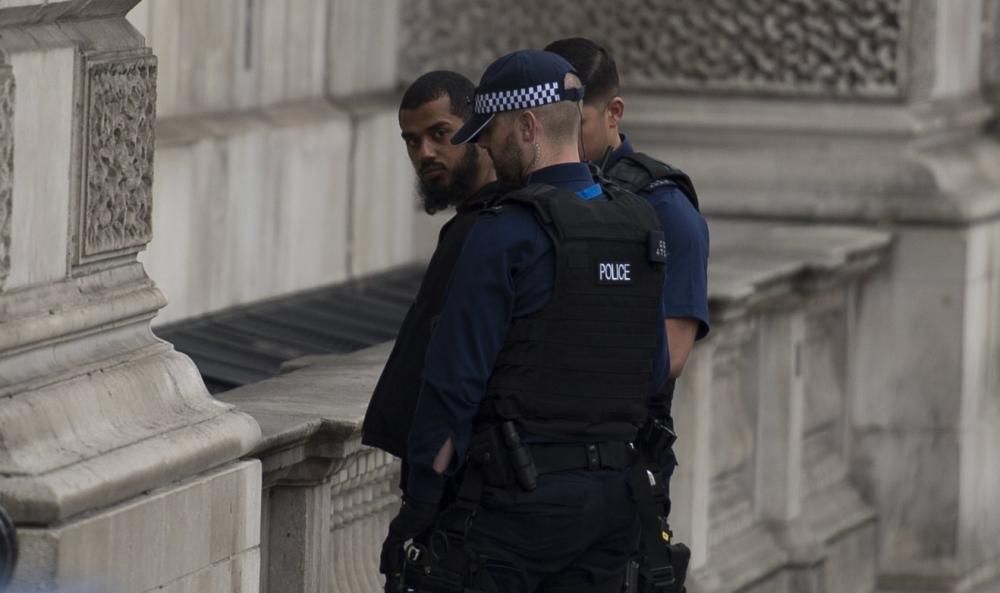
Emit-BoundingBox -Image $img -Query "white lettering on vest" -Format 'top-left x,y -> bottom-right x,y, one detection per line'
598,262 -> 632,284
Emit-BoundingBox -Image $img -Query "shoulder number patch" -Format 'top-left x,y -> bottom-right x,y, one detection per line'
648,230 -> 667,263
598,261 -> 633,285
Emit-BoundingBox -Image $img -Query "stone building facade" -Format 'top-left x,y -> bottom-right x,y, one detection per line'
0,1 -> 996,592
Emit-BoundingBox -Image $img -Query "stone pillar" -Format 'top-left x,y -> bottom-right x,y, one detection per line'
0,2 -> 262,592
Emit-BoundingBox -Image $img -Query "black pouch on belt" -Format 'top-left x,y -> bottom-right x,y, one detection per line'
468,427 -> 510,488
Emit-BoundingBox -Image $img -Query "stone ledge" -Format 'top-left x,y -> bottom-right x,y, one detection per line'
627,95 -> 1000,225
155,94 -> 400,148
0,1 -> 140,28
218,343 -> 391,485
708,221 -> 891,320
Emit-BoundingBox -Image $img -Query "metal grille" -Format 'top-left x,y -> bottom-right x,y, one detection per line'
154,265 -> 425,393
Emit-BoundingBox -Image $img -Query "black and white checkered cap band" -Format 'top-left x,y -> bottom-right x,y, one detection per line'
474,82 -> 562,114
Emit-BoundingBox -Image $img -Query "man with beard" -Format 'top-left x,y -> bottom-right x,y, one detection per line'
380,50 -> 669,593
362,71 -> 499,489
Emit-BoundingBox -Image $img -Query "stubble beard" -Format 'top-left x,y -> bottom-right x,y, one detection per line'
493,133 -> 526,187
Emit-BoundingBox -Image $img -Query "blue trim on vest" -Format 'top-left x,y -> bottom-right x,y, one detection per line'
576,183 -> 603,201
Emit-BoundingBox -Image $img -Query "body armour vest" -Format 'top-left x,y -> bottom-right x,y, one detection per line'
482,183 -> 666,442
603,152 -> 699,211
602,151 -> 699,416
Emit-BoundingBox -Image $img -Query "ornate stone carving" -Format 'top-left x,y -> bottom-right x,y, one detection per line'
81,55 -> 156,260
400,0 -> 909,98
0,70 -> 12,287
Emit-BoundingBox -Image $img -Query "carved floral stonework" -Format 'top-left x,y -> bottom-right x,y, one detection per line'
0,71 -> 13,288
81,55 -> 156,259
401,0 -> 909,98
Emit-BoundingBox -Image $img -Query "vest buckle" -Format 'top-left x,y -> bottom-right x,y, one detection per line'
586,443 -> 601,470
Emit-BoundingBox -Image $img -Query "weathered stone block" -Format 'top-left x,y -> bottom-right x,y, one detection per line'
12,460 -> 261,593
349,109 -> 416,277
6,47 -> 74,290
145,102 -> 352,325
328,0 -> 399,98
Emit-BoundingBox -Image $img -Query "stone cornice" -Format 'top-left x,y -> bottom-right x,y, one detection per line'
0,0 -> 141,28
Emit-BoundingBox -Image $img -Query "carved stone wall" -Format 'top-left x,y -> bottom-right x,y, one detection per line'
0,69 -> 12,288
80,53 -> 156,262
400,0 -> 909,98
986,0 -> 1000,106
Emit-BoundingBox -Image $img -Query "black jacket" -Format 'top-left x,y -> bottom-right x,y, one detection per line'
362,181 -> 506,458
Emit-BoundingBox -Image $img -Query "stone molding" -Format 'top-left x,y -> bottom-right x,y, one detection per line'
0,2 -> 142,27
986,0 -> 1000,105
78,51 -> 156,264
400,0 -> 910,99
0,67 -> 12,290
625,92 -> 1000,225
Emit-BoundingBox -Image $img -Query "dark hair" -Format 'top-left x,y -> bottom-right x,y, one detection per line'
544,38 -> 620,106
399,70 -> 475,120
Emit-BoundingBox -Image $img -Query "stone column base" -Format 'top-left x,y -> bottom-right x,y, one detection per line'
12,460 -> 261,593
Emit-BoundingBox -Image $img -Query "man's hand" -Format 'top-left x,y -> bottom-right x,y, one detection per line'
380,499 -> 440,591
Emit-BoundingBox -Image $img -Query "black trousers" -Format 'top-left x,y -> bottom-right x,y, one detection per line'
462,468 -> 640,593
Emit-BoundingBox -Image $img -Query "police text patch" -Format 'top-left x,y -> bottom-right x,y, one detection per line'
648,230 -> 667,263
598,262 -> 633,285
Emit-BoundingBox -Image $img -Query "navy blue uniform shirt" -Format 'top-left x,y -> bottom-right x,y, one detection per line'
406,162 -> 669,503
612,136 -> 710,339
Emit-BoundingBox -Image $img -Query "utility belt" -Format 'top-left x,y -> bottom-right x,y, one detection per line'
468,421 -> 638,492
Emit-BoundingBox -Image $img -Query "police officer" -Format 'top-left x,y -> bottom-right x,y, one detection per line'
379,50 -> 670,593
546,37 -> 710,524
362,71 -> 502,492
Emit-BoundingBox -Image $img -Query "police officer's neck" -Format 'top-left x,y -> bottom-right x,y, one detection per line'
526,143 -> 584,176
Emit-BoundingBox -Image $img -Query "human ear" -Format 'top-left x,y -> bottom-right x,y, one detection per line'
606,97 -> 625,128
520,112 -> 536,143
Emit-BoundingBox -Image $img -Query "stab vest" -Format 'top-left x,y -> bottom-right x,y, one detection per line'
603,152 -> 699,211
482,183 -> 666,442
602,152 -> 700,417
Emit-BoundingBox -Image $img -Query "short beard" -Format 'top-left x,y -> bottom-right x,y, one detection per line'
416,145 -> 481,215
493,132 -> 526,187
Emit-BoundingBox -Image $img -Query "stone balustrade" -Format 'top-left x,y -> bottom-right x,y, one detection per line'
220,220 -> 892,593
